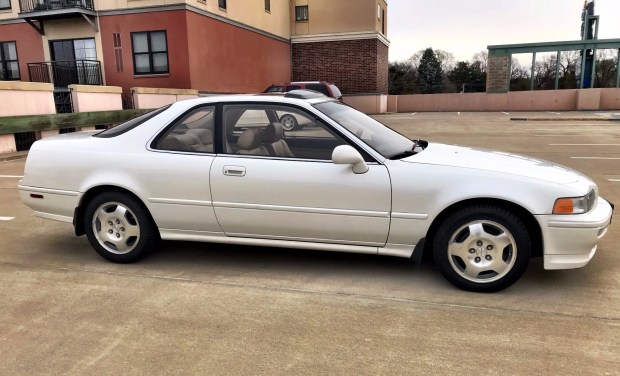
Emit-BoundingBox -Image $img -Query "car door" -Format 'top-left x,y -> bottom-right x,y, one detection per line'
210,103 -> 391,246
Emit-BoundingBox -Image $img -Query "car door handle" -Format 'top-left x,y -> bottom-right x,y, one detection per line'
223,166 -> 246,177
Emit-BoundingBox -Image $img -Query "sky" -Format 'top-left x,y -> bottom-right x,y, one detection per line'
387,0 -> 620,63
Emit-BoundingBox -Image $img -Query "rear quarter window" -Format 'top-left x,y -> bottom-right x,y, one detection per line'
94,106 -> 170,138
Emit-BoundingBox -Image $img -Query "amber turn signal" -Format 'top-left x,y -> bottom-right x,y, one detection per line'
553,198 -> 575,214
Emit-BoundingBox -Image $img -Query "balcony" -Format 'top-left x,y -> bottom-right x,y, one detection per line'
19,0 -> 95,14
19,0 -> 97,34
27,60 -> 103,88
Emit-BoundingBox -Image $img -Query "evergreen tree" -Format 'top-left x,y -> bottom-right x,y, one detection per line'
415,48 -> 443,94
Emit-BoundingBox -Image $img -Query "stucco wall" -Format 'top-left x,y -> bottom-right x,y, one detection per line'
0,22 -> 45,82
0,82 -> 55,153
98,10 -> 192,91
185,10 -> 291,93
343,95 -> 387,114
600,88 -> 620,110
132,87 -> 199,109
69,85 -> 123,112
376,89 -> 620,112
292,0 -> 377,35
99,9 -> 290,93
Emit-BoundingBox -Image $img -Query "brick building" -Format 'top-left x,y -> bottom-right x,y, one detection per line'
0,0 -> 389,97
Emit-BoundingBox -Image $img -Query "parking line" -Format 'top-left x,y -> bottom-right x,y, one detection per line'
0,216 -> 15,221
457,112 -> 461,115
0,175 -> 23,178
571,157 -> 620,160
547,111 -> 561,115
410,113 -> 417,115
608,179 -> 620,182
501,112 -> 510,115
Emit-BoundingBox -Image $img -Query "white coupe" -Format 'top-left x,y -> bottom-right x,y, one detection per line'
19,91 -> 613,292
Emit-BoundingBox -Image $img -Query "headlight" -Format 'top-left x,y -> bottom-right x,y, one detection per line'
553,190 -> 596,214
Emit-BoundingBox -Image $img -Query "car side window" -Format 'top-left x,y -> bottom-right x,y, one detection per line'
154,106 -> 215,153
222,103 -> 349,160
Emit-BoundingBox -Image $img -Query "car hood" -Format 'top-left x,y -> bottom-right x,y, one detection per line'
401,143 -> 586,185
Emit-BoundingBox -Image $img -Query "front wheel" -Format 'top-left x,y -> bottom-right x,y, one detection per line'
84,192 -> 158,263
279,114 -> 299,131
432,205 -> 531,292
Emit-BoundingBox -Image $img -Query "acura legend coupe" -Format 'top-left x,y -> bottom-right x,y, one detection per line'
19,90 -> 613,292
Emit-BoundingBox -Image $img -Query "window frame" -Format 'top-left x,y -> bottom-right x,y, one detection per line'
295,5 -> 308,21
264,0 -> 270,12
220,102 -> 376,163
151,105 -> 216,154
0,41 -> 20,81
218,0 -> 227,10
0,0 -> 10,11
131,30 -> 169,76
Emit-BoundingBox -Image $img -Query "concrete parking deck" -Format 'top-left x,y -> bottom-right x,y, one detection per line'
0,112 -> 618,375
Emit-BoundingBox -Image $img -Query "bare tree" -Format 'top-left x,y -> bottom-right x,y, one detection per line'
510,60 -> 530,91
471,50 -> 488,73
534,55 -> 557,90
595,49 -> 618,88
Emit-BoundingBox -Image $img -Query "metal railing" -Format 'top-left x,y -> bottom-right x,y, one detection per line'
28,60 -> 103,88
19,0 -> 95,12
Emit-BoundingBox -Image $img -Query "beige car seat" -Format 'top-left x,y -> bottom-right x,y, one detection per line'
263,123 -> 294,157
237,128 -> 269,155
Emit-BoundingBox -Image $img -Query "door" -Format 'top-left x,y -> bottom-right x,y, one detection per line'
50,40 -> 77,87
50,38 -> 97,86
210,103 -> 392,246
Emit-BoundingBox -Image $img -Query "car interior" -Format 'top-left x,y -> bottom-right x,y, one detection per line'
155,103 -> 366,162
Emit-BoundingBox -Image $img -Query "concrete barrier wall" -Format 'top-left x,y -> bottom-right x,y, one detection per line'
0,81 -> 56,153
396,90 -> 583,112
343,88 -> 620,113
342,95 -> 388,114
600,88 -> 620,110
132,87 -> 199,109
69,85 -> 123,113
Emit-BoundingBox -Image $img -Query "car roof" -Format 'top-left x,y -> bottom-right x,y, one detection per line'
169,94 -> 336,110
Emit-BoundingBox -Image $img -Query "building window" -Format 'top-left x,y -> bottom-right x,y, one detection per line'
0,0 -> 10,10
0,41 -> 20,81
131,31 -> 169,75
265,0 -> 270,12
295,5 -> 308,21
218,0 -> 226,10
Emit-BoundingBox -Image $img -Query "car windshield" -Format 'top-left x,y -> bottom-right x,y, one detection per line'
314,101 -> 414,158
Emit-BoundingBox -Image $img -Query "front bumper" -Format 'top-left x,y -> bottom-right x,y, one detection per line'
536,197 -> 613,270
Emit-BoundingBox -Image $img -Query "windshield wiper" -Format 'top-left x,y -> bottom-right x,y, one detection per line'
389,140 -> 427,160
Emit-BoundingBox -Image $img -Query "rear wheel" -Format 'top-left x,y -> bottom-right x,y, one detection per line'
433,205 -> 531,292
84,192 -> 158,263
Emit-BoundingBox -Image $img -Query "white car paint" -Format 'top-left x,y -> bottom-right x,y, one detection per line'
18,95 -> 613,290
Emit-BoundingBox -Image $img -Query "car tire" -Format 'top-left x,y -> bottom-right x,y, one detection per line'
84,192 -> 158,263
279,114 -> 299,131
432,205 -> 531,292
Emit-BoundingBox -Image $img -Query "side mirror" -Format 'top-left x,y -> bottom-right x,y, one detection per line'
332,145 -> 369,174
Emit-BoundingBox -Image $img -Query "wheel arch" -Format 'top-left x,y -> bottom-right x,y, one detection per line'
421,198 -> 543,260
74,185 -> 158,237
